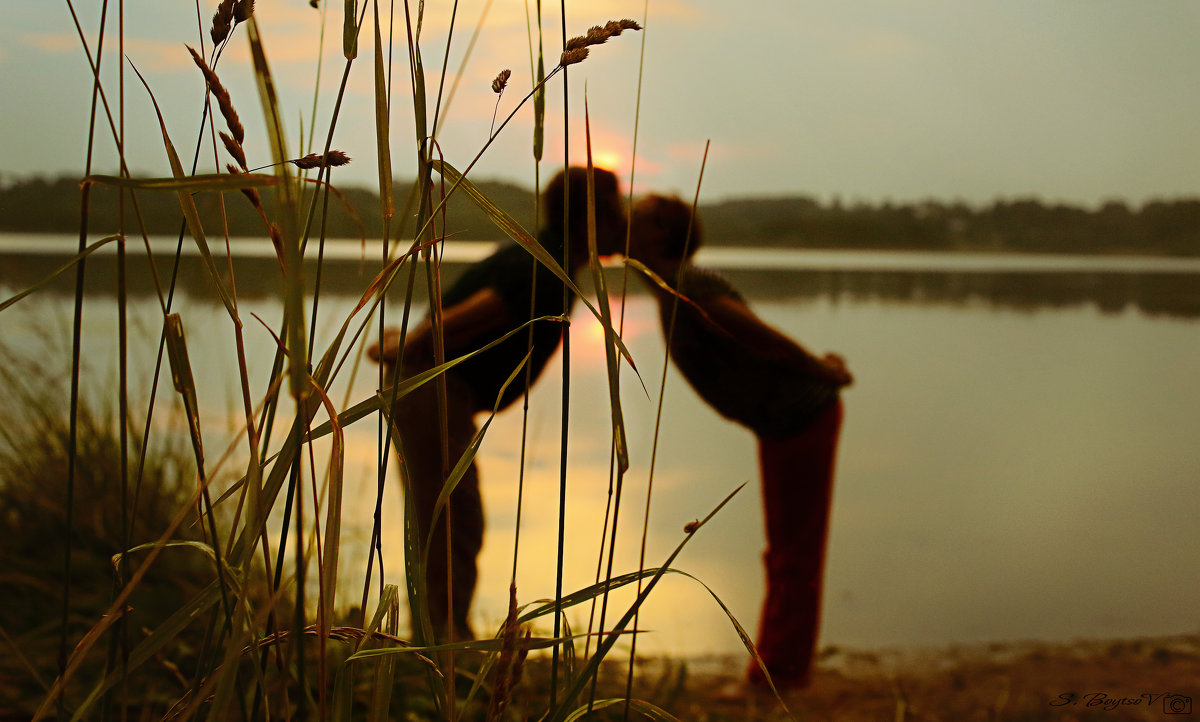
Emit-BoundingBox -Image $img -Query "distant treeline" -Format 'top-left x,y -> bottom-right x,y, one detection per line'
3,174 -> 1199,255
699,196 -> 1200,255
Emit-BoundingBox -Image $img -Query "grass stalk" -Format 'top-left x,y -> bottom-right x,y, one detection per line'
550,2 -> 571,705
581,101 -> 630,713
104,0 -> 133,711
58,1 -> 112,715
629,141 -> 711,714
9,3 -> 762,718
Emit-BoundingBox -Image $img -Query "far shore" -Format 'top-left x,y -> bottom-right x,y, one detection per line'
6,233 -> 1200,317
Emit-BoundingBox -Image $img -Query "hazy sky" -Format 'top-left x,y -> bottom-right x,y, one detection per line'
4,1 -> 1199,206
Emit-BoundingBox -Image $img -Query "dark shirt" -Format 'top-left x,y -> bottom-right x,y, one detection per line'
665,266 -> 838,438
441,229 -> 574,411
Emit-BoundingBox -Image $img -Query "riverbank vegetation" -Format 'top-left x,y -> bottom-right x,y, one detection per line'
3,173 -> 1199,255
0,0 -> 785,719
8,0 -> 1200,717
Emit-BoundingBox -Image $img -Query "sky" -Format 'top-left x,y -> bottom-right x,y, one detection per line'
3,0 -> 1200,207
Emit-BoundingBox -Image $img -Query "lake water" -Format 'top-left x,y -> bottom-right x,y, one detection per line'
2,236 -> 1199,658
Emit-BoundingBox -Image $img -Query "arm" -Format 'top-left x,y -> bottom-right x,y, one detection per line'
699,294 -> 853,387
368,287 -> 511,371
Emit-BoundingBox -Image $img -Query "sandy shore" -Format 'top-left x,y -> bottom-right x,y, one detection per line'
638,634 -> 1200,721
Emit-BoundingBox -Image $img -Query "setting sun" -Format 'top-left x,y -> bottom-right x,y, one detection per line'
590,149 -> 622,171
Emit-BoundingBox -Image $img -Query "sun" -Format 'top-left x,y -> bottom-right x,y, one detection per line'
590,149 -> 622,171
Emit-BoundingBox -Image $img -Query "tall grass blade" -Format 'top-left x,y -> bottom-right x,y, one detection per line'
429,158 -> 641,380
308,377 -> 346,637
436,0 -> 495,131
532,30 -> 545,161
552,15 -> 571,699
58,6 -> 107,713
221,315 -> 563,568
367,586 -> 399,722
211,315 -> 562,518
332,665 -> 355,722
346,633 -> 586,661
163,314 -> 244,713
344,0 -> 360,59
83,172 -> 277,193
564,698 -> 683,722
583,101 -> 628,472
629,141 -> 711,713
129,63 -> 237,318
33,403 -> 248,720
405,2 -> 429,150
372,0 -> 394,221
425,353 -> 530,557
112,539 -> 221,568
58,582 -> 225,721
400,445 -> 436,652
163,314 -> 205,467
361,584 -> 402,643
246,15 -> 308,404
0,236 -> 120,313
546,484 -> 746,722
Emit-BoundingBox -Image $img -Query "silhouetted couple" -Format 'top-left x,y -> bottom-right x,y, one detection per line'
369,167 -> 851,691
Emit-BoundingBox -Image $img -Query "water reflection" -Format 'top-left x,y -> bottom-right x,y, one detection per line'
715,267 -> 1200,318
5,237 -> 1200,317
3,245 -> 1200,658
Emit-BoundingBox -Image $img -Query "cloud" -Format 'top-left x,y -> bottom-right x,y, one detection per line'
127,37 -> 210,71
18,32 -> 199,72
664,139 -> 734,166
841,28 -> 926,60
20,32 -> 78,54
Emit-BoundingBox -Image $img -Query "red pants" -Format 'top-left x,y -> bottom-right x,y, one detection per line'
748,398 -> 844,689
391,368 -> 484,642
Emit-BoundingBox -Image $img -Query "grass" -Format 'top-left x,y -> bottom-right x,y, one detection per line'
0,346 -> 215,717
5,6 -> 1200,721
0,1 -> 779,720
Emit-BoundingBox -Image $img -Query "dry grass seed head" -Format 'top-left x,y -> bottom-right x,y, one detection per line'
558,47 -> 589,67
289,151 -> 352,169
324,150 -> 351,167
607,19 -> 642,35
561,18 -> 641,65
583,26 -> 611,45
187,45 -> 245,143
219,131 -> 247,171
491,69 -> 511,94
233,0 -> 254,22
268,223 -> 285,263
210,0 -> 236,44
226,164 -> 263,207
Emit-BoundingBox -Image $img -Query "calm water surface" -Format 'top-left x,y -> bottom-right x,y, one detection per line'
2,247 -> 1198,657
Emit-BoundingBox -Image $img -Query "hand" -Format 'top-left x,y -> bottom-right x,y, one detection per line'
367,327 -> 402,365
821,352 -> 853,387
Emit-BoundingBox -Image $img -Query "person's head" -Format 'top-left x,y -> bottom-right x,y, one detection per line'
629,195 -> 703,277
544,166 -> 627,263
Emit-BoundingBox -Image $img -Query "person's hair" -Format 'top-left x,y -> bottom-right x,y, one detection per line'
633,194 -> 703,261
544,166 -> 620,233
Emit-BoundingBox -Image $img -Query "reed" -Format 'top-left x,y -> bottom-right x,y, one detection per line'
0,2 -> 791,719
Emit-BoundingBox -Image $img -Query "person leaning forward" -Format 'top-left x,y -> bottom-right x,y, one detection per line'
368,167 -> 627,641
628,194 -> 853,690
